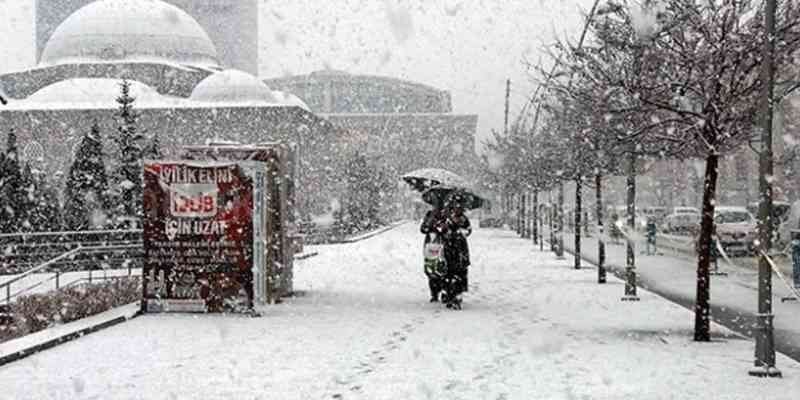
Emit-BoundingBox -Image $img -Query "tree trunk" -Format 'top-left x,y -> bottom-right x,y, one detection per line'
533,190 -> 539,245
584,209 -> 589,238
550,191 -> 556,252
518,192 -> 524,236
695,152 -> 719,342
595,172 -> 606,283
624,151 -> 638,299
521,192 -> 528,238
557,182 -> 565,258
575,178 -> 582,269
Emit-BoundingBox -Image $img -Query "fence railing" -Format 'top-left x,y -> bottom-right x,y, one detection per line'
1,242 -> 144,306
0,229 -> 143,274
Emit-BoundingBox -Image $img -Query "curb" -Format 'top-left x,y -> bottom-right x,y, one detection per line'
0,305 -> 141,367
294,251 -> 320,261
339,221 -> 407,244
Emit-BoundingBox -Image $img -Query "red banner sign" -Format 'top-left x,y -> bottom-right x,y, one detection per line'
142,162 -> 255,312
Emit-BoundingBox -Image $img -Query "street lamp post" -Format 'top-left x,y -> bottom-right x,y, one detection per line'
750,0 -> 781,378
556,182 -> 565,259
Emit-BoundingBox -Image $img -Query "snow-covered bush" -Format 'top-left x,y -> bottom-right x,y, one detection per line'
2,277 -> 140,343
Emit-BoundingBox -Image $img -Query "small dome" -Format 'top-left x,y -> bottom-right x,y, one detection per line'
191,70 -> 278,104
311,69 -> 350,76
40,0 -> 219,67
283,93 -> 311,112
24,78 -> 163,106
272,90 -> 311,111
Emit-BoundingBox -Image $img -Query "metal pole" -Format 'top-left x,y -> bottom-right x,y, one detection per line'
539,201 -> 544,251
596,173 -> 607,283
557,182 -> 565,259
56,271 -> 60,289
575,178 -> 582,269
533,191 -> 539,245
750,0 -> 781,378
549,190 -> 556,252
623,150 -> 640,301
504,79 -> 511,136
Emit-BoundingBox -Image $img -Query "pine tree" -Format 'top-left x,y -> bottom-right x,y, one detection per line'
64,122 -> 109,230
27,167 -> 62,231
0,151 -> 7,232
0,129 -> 23,233
18,163 -> 35,231
110,79 -> 144,224
143,132 -> 163,159
341,152 -> 381,233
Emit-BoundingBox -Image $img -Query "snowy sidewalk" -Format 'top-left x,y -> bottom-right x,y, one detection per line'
0,223 -> 799,399
557,228 -> 800,362
0,302 -> 140,366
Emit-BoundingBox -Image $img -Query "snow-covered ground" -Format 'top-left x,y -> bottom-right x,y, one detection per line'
1,223 -> 799,399
558,227 -> 800,362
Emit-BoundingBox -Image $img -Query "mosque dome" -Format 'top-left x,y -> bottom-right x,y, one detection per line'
24,78 -> 163,107
272,90 -> 311,112
40,0 -> 219,67
190,70 -> 279,104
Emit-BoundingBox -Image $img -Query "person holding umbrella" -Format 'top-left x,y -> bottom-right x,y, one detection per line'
442,195 -> 472,309
402,169 -> 484,308
420,205 -> 448,302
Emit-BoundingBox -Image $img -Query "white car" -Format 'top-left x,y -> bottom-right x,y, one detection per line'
664,212 -> 701,235
776,201 -> 800,248
713,206 -> 757,255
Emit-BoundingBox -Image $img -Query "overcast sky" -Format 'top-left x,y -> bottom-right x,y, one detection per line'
0,0 -> 595,152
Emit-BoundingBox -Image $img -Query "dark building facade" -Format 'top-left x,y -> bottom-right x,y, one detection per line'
265,70 -> 479,181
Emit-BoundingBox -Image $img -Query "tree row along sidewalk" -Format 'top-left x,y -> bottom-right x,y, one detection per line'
553,228 -> 800,363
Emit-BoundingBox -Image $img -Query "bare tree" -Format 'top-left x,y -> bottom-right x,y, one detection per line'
575,0 -> 800,340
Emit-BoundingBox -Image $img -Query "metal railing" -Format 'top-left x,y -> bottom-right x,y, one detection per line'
1,244 -> 143,305
1,247 -> 83,305
0,229 -> 143,274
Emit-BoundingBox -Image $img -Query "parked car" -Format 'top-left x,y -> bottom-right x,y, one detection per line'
607,205 -> 647,232
775,201 -> 800,249
664,212 -> 701,235
479,213 -> 504,228
641,206 -> 669,225
672,206 -> 701,215
713,206 -> 757,255
746,201 -> 791,222
745,201 -> 792,246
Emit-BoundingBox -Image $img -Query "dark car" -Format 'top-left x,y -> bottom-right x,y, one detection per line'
479,213 -> 504,228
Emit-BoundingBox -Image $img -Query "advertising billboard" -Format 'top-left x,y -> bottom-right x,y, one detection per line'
181,144 -> 293,301
142,161 -> 264,313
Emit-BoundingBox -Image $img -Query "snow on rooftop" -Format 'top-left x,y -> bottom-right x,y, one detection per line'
19,78 -> 169,108
191,69 -> 279,104
272,90 -> 311,112
39,0 -> 219,68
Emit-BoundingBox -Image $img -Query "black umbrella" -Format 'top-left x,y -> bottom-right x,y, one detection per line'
402,168 -> 469,193
422,186 -> 487,210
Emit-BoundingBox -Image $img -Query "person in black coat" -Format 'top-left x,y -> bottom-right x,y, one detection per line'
442,203 -> 471,308
420,207 -> 449,302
